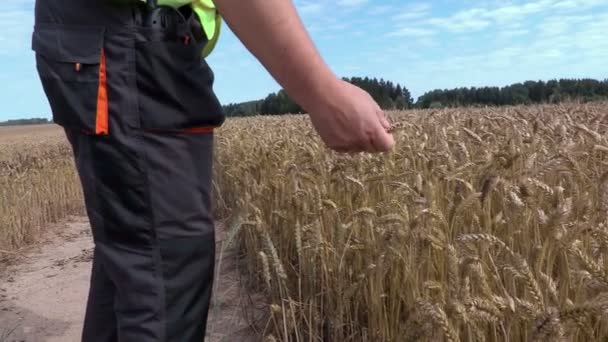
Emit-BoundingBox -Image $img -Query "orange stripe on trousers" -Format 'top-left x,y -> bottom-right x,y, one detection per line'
180,126 -> 215,133
95,49 -> 109,135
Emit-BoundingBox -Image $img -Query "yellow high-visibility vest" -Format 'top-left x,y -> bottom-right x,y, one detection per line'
157,0 -> 221,57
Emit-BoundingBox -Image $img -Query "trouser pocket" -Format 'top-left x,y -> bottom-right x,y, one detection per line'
32,25 -> 109,135
135,7 -> 225,132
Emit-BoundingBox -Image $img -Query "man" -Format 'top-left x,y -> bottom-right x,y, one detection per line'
32,0 -> 394,341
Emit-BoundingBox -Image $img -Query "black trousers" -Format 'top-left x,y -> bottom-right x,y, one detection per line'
33,1 -> 225,341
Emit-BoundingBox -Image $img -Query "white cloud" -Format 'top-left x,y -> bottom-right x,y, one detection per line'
484,0 -> 553,23
337,0 -> 369,8
401,0 -> 607,35
297,1 -> 323,14
498,28 -> 529,38
392,3 -> 432,21
305,13 -> 350,35
426,9 -> 491,33
370,5 -> 393,16
387,27 -> 436,37
540,49 -> 562,59
553,0 -> 606,10
553,0 -> 578,9
572,13 -> 608,54
0,0 -> 34,56
538,14 -> 594,37
406,8 -> 607,78
0,10 -> 34,57
294,1 -> 351,39
539,18 -> 569,37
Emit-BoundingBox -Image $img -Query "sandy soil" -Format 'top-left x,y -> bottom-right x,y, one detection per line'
0,217 -> 264,342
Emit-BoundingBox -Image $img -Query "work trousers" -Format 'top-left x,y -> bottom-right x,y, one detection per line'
32,1 -> 225,340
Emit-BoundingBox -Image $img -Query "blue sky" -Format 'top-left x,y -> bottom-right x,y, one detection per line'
0,0 -> 607,121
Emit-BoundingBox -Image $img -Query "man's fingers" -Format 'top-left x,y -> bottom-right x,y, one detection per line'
377,110 -> 391,131
327,112 -> 395,154
360,128 -> 394,153
371,128 -> 395,152
364,139 -> 377,153
381,118 -> 391,131
334,134 -> 393,154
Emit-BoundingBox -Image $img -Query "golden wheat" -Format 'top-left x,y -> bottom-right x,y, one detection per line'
3,103 -> 608,341
213,102 -> 608,341
0,125 -> 83,256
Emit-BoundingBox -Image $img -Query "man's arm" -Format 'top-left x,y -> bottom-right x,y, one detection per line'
213,0 -> 394,153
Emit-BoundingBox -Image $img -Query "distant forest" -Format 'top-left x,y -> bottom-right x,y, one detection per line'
223,77 -> 413,117
223,78 -> 608,116
4,78 -> 608,125
0,118 -> 50,127
417,78 -> 608,109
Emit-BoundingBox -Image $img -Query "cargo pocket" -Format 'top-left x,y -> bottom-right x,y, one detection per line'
32,25 -> 109,135
134,11 -> 225,133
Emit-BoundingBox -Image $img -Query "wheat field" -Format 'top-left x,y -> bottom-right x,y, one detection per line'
214,102 -> 608,341
0,125 -> 83,256
2,103 -> 608,341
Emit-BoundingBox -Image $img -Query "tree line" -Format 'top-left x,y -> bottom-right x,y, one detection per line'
222,77 -> 413,117
6,79 -> 608,125
0,118 -> 50,127
417,78 -> 608,109
223,77 -> 608,116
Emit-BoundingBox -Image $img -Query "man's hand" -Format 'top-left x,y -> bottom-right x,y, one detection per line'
213,0 -> 395,153
308,79 -> 394,153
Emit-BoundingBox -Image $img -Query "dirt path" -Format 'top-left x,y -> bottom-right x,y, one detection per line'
0,217 -> 264,342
